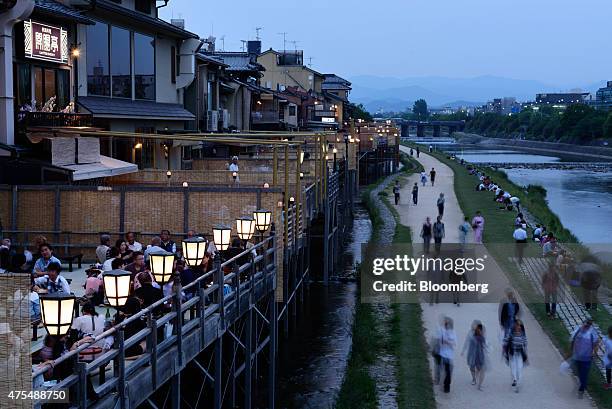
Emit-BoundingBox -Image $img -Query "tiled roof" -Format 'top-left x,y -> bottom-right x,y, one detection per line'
196,53 -> 228,67
322,74 -> 352,90
202,52 -> 265,73
78,97 -> 195,120
34,0 -> 95,24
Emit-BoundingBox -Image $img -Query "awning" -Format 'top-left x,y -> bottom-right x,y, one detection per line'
59,155 -> 138,181
78,96 -> 195,121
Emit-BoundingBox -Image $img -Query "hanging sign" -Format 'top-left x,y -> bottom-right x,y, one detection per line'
24,20 -> 69,63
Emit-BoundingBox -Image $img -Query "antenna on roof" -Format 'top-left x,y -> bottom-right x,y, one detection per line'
255,27 -> 263,41
219,35 -> 225,51
240,40 -> 247,52
289,40 -> 299,51
277,32 -> 288,52
307,56 -> 314,68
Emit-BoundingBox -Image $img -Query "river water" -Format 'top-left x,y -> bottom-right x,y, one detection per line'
441,145 -> 612,244
277,206 -> 372,408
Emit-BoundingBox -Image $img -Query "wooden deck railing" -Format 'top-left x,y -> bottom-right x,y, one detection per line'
31,236 -> 277,409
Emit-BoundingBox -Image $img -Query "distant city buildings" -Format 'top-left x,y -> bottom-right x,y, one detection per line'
592,81 -> 612,111
535,92 -> 589,108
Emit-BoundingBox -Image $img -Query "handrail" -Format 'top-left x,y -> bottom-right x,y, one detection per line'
31,236 -> 275,379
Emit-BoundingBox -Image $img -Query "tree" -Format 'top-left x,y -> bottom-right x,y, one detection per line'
412,99 -> 428,121
603,112 -> 612,139
348,103 -> 373,122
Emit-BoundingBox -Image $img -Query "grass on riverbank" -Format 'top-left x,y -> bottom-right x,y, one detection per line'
337,154 -> 436,409
336,177 -> 386,409
413,145 -> 612,408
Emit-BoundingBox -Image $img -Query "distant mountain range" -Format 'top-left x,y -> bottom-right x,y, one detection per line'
348,75 -> 608,113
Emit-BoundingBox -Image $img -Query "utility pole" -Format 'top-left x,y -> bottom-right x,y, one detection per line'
277,32 -> 287,51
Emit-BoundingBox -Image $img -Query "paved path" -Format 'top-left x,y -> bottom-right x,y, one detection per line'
396,146 -> 596,409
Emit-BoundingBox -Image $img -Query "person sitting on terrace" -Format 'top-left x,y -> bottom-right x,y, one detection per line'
125,252 -> 149,290
114,239 -> 133,264
125,232 -> 143,253
96,234 -> 111,264
71,303 -> 110,352
84,268 -> 103,304
144,237 -> 165,262
34,262 -> 71,294
33,244 -> 61,277
1,237 -> 16,261
533,224 -> 543,241
103,246 -> 121,271
160,230 -> 176,254
229,156 -> 239,172
35,334 -> 71,381
134,272 -> 164,311
113,297 -> 146,357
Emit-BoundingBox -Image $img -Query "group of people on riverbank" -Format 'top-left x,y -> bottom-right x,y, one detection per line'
431,289 -> 612,397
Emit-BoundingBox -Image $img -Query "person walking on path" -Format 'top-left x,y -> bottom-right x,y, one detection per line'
433,216 -> 445,255
500,290 -> 520,336
578,256 -> 602,311
412,183 -> 419,205
513,223 -> 528,264
437,193 -> 445,217
542,263 -> 559,318
393,180 -> 401,205
410,148 -> 414,156
429,144 -> 433,153
604,326 -> 612,389
503,319 -> 528,393
459,217 -> 470,252
472,211 -> 485,244
420,171 -> 427,187
436,316 -> 457,393
420,217 -> 433,255
416,146 -> 420,157
430,167 -> 437,186
462,321 -> 488,390
570,318 -> 600,398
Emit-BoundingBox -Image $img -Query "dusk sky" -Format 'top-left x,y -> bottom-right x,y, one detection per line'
161,0 -> 611,87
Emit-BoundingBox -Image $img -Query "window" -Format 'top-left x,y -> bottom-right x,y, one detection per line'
134,33 -> 155,100
33,67 -> 70,111
86,22 -> 110,96
135,0 -> 151,14
111,26 -> 131,98
289,105 -> 296,116
15,63 -> 31,108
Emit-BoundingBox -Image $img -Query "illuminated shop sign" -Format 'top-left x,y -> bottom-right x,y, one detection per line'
24,20 -> 69,63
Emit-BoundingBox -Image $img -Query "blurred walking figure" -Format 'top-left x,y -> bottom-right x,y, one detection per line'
420,217 -> 432,255
503,319 -> 528,393
499,290 -> 520,336
471,211 -> 485,244
393,180 -> 401,205
604,326 -> 612,390
433,317 -> 456,393
433,216 -> 445,256
542,263 -> 559,318
416,146 -> 420,157
410,147 -> 414,156
459,217 -> 470,252
412,183 -> 419,205
437,193 -> 445,217
462,321 -> 488,390
430,167 -> 437,186
420,171 -> 427,187
570,319 -> 599,398
513,223 -> 528,264
428,254 -> 444,305
577,256 -> 602,311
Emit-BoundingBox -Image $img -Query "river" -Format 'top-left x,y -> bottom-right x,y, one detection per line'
277,205 -> 372,408
440,145 -> 612,244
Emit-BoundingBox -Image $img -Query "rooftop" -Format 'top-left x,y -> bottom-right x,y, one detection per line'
201,51 -> 265,73
78,97 -> 195,120
34,0 -> 95,24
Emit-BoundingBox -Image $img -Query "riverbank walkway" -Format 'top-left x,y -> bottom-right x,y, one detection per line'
396,146 -> 595,409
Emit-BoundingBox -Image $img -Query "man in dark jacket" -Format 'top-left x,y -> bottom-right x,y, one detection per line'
133,272 -> 164,312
